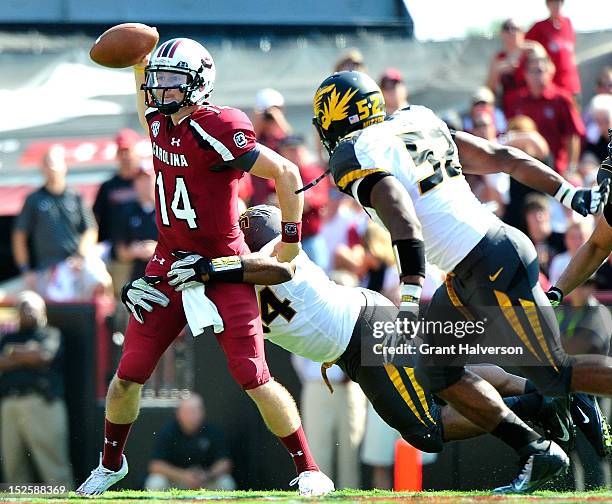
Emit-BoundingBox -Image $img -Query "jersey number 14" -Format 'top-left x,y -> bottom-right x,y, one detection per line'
156,172 -> 198,229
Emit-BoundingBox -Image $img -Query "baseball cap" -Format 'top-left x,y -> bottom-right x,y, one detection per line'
472,86 -> 495,105
255,88 -> 285,112
115,128 -> 141,150
380,68 -> 404,87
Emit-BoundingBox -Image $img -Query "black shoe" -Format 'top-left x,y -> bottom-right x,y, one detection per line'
493,441 -> 569,494
536,395 -> 575,453
571,393 -> 612,458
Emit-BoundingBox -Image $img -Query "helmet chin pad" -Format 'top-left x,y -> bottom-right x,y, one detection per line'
158,101 -> 181,115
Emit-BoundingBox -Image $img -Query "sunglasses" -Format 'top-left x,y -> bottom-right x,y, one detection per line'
502,25 -> 520,33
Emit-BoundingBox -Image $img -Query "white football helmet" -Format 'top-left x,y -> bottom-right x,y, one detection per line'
143,38 -> 216,115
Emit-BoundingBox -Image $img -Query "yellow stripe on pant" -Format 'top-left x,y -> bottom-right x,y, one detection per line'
494,290 -> 542,362
404,367 -> 436,424
445,274 -> 475,321
384,364 -> 431,427
519,298 -> 559,372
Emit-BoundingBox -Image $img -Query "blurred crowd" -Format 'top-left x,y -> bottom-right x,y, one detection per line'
0,0 -> 611,490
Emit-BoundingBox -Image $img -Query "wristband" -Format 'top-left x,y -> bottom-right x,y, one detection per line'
400,283 -> 422,309
18,264 -> 30,274
281,221 -> 302,243
547,286 -> 564,304
392,238 -> 426,278
554,181 -> 577,209
208,256 -> 244,283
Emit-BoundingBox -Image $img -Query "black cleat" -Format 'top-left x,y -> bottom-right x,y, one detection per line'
493,440 -> 569,494
536,396 -> 575,453
571,393 -> 612,458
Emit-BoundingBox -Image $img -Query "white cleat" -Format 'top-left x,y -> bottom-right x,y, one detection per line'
76,453 -> 128,495
290,470 -> 335,496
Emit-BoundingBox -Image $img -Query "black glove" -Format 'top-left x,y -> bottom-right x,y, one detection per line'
121,276 -> 170,323
545,286 -> 564,307
569,178 -> 610,217
167,251 -> 210,291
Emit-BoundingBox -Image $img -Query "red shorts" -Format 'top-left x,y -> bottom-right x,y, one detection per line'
117,247 -> 269,389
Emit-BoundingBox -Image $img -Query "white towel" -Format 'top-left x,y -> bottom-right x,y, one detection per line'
182,285 -> 224,336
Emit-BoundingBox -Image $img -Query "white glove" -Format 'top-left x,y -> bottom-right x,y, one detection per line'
121,276 -> 169,323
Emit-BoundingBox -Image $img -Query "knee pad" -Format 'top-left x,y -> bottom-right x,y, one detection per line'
402,428 -> 444,453
117,350 -> 157,385
227,357 -> 270,390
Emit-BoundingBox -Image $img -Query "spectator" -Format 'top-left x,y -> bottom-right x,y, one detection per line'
361,402 -> 399,489
548,220 -> 593,285
501,115 -> 551,229
506,54 -> 585,175
114,166 -> 158,281
595,66 -> 612,96
334,48 -> 366,73
487,18 -> 545,112
93,129 -> 143,295
523,193 -> 566,278
0,291 -> 73,488
145,394 -> 235,490
250,88 -> 292,204
469,111 -> 510,216
292,271 -> 366,490
278,134 -> 330,268
379,68 -> 408,114
583,94 -> 612,161
463,86 -> 507,134
526,0 -> 581,98
6,146 -> 110,302
319,192 -> 368,274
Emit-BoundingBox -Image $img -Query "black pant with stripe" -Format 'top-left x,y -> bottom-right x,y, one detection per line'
337,289 -> 444,453
415,223 -> 574,397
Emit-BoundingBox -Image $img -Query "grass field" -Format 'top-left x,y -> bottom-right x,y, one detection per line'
5,490 -> 612,503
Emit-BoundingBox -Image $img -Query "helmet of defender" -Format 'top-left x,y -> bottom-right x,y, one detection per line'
239,205 -> 281,252
143,38 -> 216,116
312,71 -> 386,155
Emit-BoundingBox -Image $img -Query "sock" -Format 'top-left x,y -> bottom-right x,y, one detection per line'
524,380 -> 538,394
102,419 -> 133,471
503,393 -> 544,421
279,425 -> 319,474
491,411 -> 543,453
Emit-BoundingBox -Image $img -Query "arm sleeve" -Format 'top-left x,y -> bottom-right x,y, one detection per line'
14,194 -> 36,232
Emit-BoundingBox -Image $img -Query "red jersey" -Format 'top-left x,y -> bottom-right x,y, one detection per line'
505,84 -> 585,174
494,50 -> 527,113
145,105 -> 259,258
526,16 -> 581,95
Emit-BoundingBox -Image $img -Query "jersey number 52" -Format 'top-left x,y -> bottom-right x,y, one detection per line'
156,172 -> 198,229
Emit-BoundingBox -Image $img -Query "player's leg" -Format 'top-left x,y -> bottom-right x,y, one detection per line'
208,282 -> 333,495
420,261 -> 569,493
77,282 -> 186,495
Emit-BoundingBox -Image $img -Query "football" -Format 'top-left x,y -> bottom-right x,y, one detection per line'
90,23 -> 159,68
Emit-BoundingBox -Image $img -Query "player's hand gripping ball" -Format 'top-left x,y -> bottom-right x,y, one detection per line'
90,23 -> 159,68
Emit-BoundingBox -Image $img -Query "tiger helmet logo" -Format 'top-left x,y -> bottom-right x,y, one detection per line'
313,84 -> 359,131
